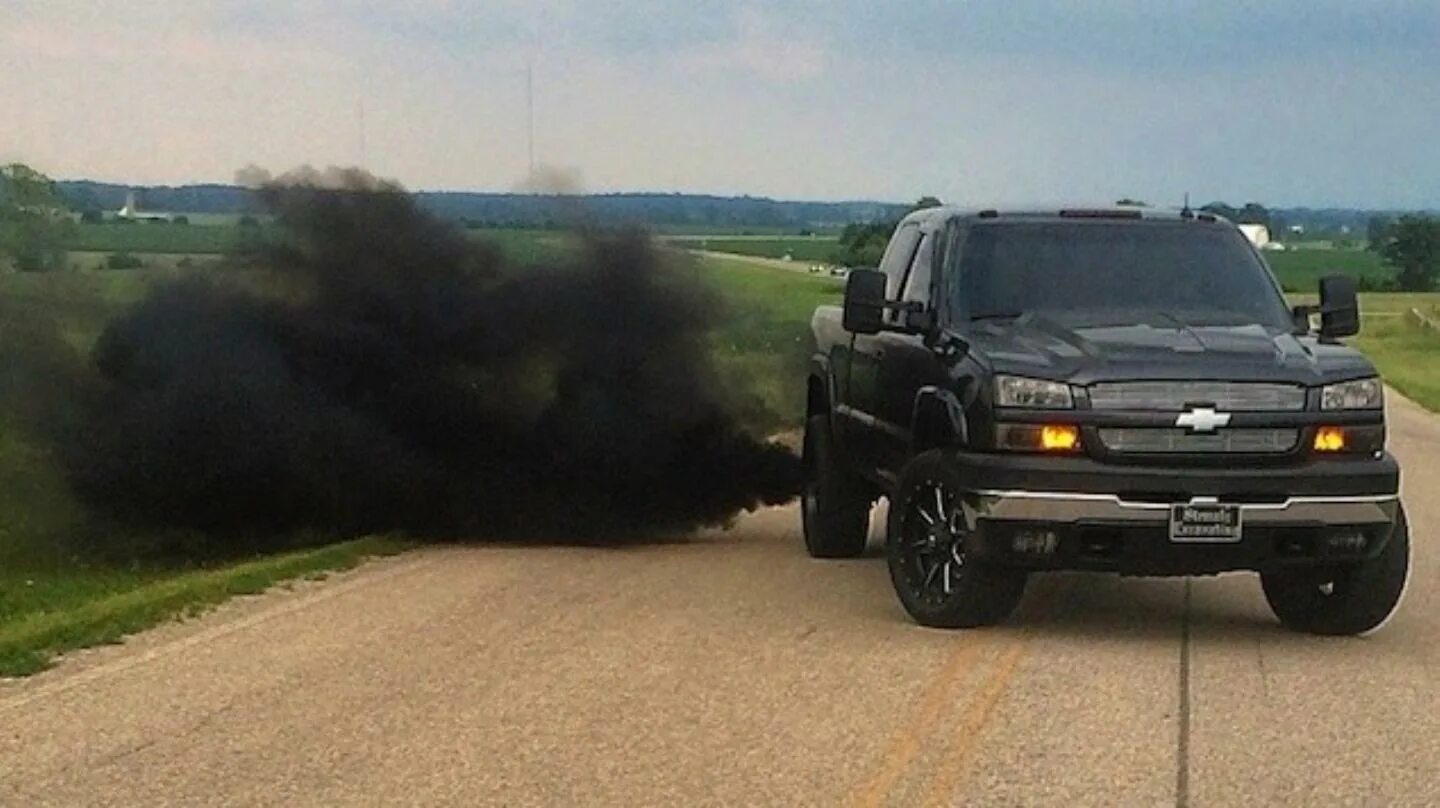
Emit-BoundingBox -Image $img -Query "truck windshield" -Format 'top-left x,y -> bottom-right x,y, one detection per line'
953,222 -> 1294,330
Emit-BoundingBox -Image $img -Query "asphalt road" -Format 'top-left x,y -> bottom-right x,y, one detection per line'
3,392 -> 1437,806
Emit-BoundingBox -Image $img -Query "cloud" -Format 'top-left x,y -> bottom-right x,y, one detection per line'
680,7 -> 828,83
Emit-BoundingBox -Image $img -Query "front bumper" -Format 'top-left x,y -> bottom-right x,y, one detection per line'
947,451 -> 1401,575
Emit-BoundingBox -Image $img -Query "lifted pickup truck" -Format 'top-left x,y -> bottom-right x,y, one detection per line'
803,207 -> 1407,635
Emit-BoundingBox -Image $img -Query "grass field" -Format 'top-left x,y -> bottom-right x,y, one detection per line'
1261,249 -> 1390,291
689,254 -> 842,429
67,222 -> 260,254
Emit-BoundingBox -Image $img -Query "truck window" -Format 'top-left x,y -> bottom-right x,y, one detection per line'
900,232 -> 934,307
952,221 -> 1294,330
878,223 -> 921,300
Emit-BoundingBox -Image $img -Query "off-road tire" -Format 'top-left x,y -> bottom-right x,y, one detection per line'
1261,505 -> 1410,636
801,414 -> 871,558
886,450 -> 1027,628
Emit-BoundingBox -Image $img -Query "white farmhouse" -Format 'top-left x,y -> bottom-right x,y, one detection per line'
1237,223 -> 1271,248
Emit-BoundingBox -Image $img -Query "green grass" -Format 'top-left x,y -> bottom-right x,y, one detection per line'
1263,248 -> 1390,291
66,222 -> 261,254
688,254 -> 842,430
0,536 -> 409,676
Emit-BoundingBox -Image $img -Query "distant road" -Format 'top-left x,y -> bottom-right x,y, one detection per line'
3,392 -> 1438,805
683,248 -> 841,275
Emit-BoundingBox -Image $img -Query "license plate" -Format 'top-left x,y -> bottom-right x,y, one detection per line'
1169,503 -> 1243,543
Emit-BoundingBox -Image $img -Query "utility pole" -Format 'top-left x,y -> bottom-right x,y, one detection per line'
526,61 -> 535,186
357,99 -> 368,168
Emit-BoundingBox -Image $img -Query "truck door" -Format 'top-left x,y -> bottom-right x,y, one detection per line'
873,226 -> 952,476
844,221 -> 922,477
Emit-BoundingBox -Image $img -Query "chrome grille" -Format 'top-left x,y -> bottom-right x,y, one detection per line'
1088,381 -> 1305,412
1097,428 -> 1300,454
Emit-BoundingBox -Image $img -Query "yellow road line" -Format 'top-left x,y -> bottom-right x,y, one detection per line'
918,639 -> 1031,807
851,636 -> 993,808
914,580 -> 1069,806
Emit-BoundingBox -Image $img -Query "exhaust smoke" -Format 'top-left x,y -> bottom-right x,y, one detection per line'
64,173 -> 800,546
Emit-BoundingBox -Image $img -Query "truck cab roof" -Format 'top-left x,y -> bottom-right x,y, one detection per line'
899,205 -> 1233,230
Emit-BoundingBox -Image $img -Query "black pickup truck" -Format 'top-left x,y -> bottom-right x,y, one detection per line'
803,207 -> 1408,635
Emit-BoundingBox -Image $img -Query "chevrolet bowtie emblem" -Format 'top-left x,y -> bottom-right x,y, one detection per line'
1175,407 -> 1231,433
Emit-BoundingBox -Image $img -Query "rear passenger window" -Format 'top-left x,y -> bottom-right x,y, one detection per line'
901,233 -> 933,305
878,223 -> 921,300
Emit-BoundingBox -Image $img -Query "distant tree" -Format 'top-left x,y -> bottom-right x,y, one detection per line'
0,163 -> 72,272
238,214 -> 260,228
1200,202 -> 1239,221
911,196 -> 942,211
1366,216 -> 1392,251
172,215 -> 190,225
79,209 -> 104,224
1236,202 -> 1270,228
1379,215 -> 1440,291
1115,198 -> 1147,207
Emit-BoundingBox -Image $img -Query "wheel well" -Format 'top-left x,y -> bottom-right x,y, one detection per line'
912,394 -> 962,453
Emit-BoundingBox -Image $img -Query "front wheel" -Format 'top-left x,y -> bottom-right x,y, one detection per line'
1261,505 -> 1410,636
886,450 -> 1027,628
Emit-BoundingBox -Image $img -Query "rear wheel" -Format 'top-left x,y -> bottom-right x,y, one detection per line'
801,414 -> 871,558
1261,505 -> 1410,636
886,450 -> 1027,628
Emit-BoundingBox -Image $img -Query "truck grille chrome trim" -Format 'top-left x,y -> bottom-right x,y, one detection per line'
1088,381 -> 1305,412
1097,427 -> 1299,454
971,490 -> 1398,525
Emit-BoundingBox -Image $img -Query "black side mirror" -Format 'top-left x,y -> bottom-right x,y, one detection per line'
1318,274 -> 1359,338
842,269 -> 887,335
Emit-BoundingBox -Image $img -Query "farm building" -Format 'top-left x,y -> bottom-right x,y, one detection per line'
1237,223 -> 1271,248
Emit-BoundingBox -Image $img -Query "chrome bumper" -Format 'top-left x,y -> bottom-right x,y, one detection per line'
975,490 -> 1398,526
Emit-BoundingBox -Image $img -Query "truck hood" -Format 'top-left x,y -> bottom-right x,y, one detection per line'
966,319 -> 1377,386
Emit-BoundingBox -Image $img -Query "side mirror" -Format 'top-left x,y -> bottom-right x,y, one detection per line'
842,269 -> 887,335
1318,274 -> 1359,338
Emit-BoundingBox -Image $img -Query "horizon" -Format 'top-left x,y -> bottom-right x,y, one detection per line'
5,2 -> 1437,209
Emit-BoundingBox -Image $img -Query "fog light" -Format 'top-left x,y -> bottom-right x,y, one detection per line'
1012,530 -> 1058,555
1313,426 -> 1346,452
1325,531 -> 1367,552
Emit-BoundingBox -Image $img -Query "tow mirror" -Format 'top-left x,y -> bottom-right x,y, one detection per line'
842,269 -> 887,335
1318,274 -> 1359,338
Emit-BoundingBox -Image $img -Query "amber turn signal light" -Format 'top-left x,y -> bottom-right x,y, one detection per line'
1313,426 -> 1347,452
1040,424 -> 1081,451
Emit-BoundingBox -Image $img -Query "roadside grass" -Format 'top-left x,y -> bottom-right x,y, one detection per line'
688,254 -> 842,430
0,536 -> 410,677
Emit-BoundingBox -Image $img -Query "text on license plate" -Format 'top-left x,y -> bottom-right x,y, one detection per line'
1169,503 -> 1242,543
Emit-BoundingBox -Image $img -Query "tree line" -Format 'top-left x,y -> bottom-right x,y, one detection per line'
6,164 -> 1440,292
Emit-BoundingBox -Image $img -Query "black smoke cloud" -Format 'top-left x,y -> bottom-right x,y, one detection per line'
64,176 -> 799,544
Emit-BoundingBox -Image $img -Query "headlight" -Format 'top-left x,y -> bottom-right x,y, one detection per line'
1321,377 -> 1383,410
994,375 -> 1073,409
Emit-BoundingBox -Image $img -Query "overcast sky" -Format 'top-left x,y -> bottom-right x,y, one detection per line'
2,1 -> 1437,208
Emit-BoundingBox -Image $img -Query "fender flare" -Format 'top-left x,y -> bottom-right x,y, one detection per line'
807,354 -> 838,425
910,386 -> 969,453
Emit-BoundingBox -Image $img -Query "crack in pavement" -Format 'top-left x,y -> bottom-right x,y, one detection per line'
1176,578 -> 1193,808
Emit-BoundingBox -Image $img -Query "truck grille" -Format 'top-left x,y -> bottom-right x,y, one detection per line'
1088,381 -> 1305,412
1097,427 -> 1300,454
